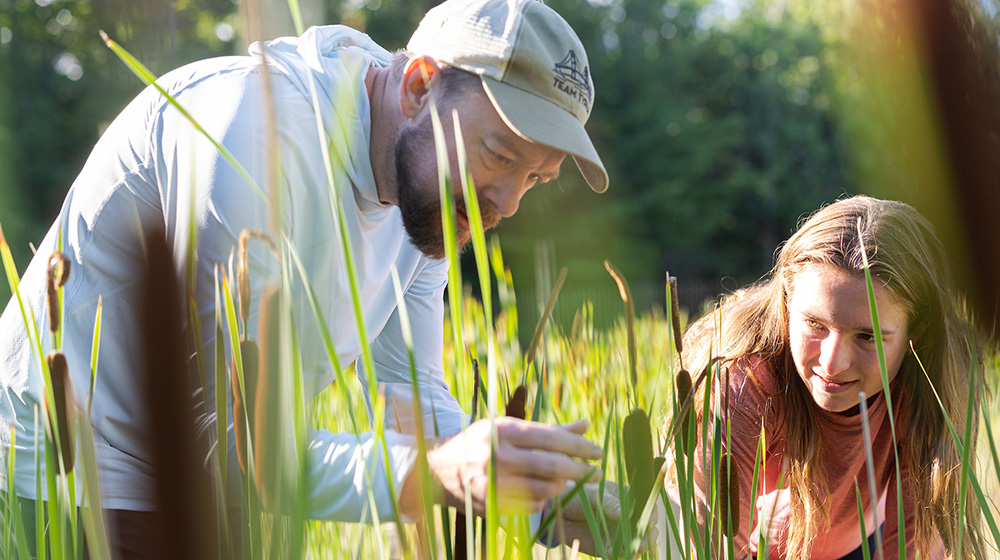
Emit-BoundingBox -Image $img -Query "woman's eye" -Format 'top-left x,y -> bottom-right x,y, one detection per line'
858,332 -> 876,342
806,319 -> 821,329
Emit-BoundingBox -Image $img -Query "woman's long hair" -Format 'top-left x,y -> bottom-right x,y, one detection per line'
682,195 -> 986,558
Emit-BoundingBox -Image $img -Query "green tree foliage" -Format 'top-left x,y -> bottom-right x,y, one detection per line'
498,0 -> 851,326
0,0 -> 920,318
0,0 -> 241,303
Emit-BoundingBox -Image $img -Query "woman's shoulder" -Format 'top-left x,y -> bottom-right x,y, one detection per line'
722,354 -> 786,435
729,354 -> 784,396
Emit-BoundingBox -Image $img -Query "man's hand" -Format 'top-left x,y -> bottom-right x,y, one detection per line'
539,483 -> 658,557
538,483 -> 618,556
401,417 -> 603,519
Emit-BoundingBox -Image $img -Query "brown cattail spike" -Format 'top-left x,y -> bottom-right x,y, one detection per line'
45,351 -> 75,472
675,369 -> 693,450
718,452 -> 740,537
669,276 -> 682,355
45,252 -> 71,334
236,230 -> 275,334
504,384 -> 528,420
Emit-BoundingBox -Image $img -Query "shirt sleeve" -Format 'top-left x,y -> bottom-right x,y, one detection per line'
302,427 -> 419,522
357,258 -> 469,440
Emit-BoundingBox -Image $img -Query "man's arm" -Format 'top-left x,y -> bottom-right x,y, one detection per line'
358,258 -> 467,439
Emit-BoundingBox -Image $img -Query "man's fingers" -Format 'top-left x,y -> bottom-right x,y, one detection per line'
498,447 -> 599,482
558,482 -> 621,522
497,418 -> 603,461
492,475 -> 568,513
559,419 -> 589,435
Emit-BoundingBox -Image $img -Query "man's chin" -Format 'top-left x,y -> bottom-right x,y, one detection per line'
409,234 -> 472,261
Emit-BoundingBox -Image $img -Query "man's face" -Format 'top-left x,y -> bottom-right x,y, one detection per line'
395,85 -> 565,259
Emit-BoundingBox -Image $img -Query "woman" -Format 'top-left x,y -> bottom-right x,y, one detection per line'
670,196 -> 987,559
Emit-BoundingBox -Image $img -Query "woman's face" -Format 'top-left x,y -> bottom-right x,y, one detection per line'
787,263 -> 911,414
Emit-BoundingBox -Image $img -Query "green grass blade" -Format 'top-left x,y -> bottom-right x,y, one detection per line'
284,237 -> 395,547
576,479 -> 609,559
525,267 -> 568,369
33,407 -> 44,560
858,393 -> 884,560
912,345 -> 1000,548
857,222 -> 903,560
954,341 -> 978,558
75,401 -> 111,560
88,297 -> 102,416
213,271 -> 228,499
285,0 -> 305,35
446,107 -> 501,555
747,424 -> 765,541
99,31 -> 266,203
7,428 -> 32,560
859,391 -> 880,560
533,468 -> 597,543
0,226 -> 44,392
855,480 -> 872,560
390,265 -> 437,560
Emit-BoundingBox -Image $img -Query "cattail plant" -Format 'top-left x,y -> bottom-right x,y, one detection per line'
44,252 -> 75,474
44,351 -> 75,474
232,229 -> 273,473
46,252 -> 70,341
675,369 -> 693,452
623,408 -> 654,535
717,451 -> 739,538
140,230 -> 218,559
605,261 -> 638,405
667,274 -> 682,356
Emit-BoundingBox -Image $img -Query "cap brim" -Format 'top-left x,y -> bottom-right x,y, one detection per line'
481,76 -> 608,193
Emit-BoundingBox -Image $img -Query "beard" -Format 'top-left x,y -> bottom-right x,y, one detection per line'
395,117 -> 501,260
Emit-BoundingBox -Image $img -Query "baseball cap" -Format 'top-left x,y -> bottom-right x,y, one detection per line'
407,0 -> 608,193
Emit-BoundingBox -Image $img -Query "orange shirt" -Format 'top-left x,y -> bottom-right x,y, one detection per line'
674,355 -> 919,559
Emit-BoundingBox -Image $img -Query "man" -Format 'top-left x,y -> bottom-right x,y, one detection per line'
0,0 -> 615,554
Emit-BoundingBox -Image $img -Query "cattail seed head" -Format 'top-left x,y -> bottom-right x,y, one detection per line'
718,452 -> 740,537
623,407 -> 654,530
669,276 -> 682,355
675,368 -> 692,405
45,252 -> 71,335
45,351 -> 75,472
236,230 -> 275,332
675,368 -> 693,449
504,384 -> 527,420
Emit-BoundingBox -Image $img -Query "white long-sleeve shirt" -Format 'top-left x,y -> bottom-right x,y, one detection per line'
0,25 -> 466,521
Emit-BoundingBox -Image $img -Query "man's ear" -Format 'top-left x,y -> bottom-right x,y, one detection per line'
400,55 -> 440,118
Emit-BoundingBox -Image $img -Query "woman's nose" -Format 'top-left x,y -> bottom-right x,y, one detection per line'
818,333 -> 851,377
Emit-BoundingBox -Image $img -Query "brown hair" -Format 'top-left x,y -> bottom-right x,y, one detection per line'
682,195 -> 986,558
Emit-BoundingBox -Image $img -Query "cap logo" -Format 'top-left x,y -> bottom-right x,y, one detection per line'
553,50 -> 592,113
